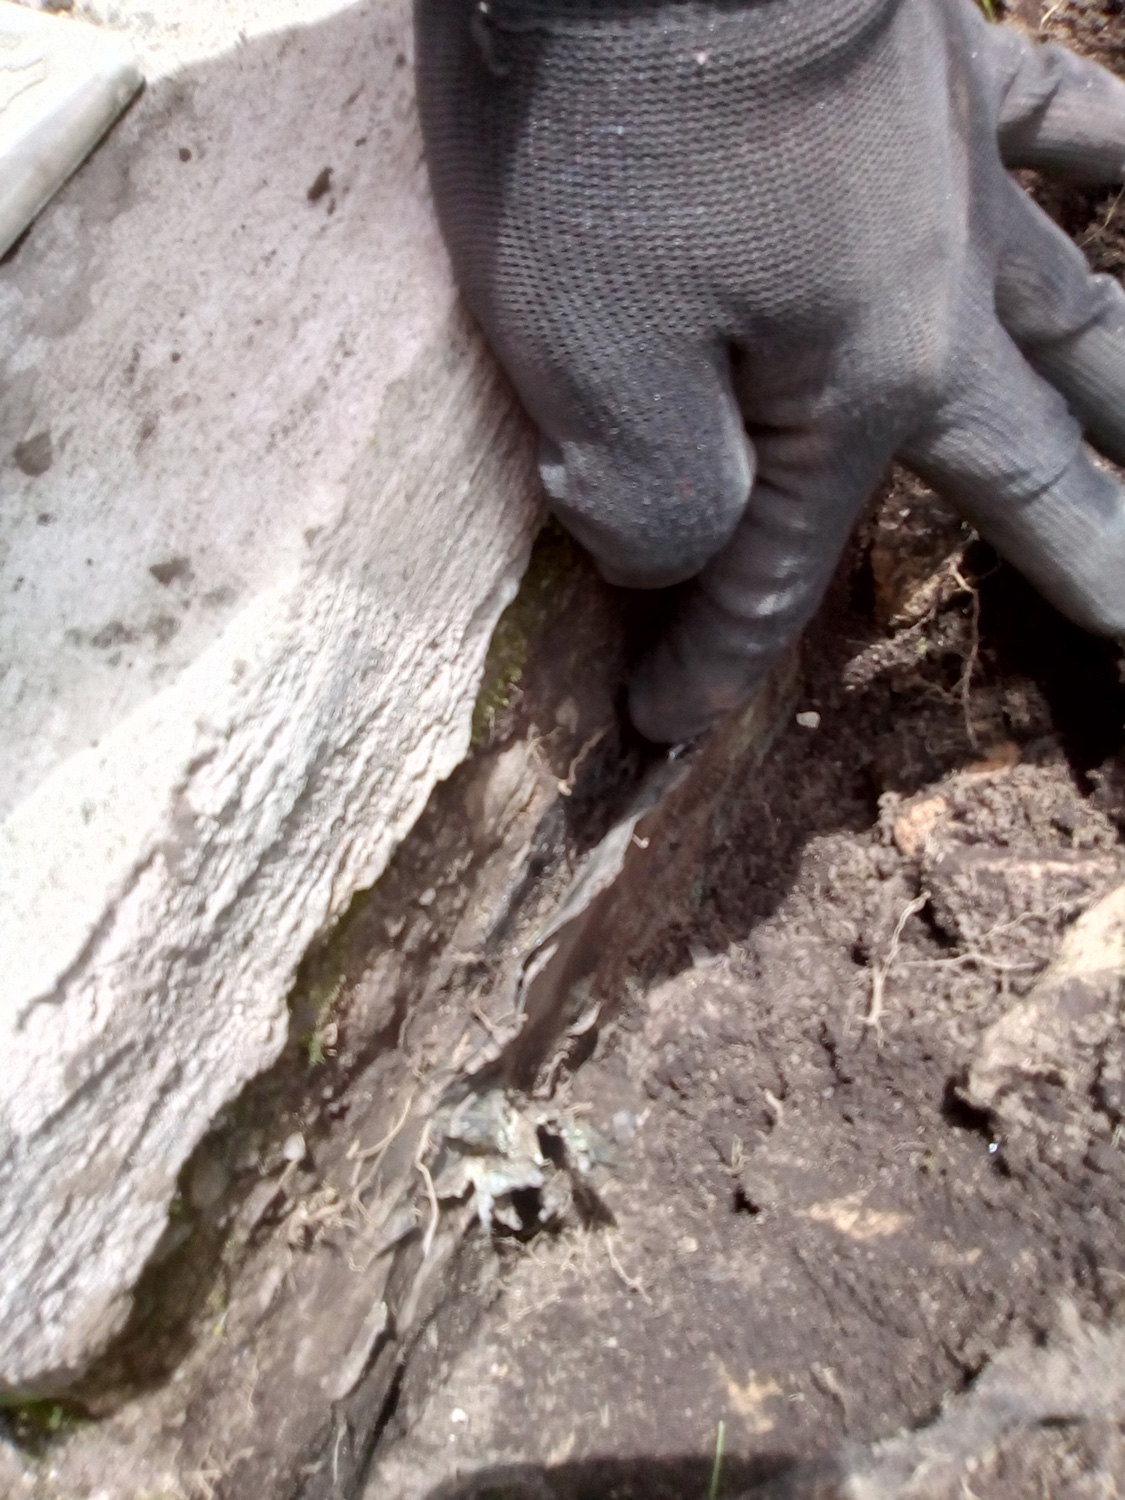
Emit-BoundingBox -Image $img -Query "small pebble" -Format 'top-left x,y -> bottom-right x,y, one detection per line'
282,1131 -> 307,1164
796,710 -> 821,730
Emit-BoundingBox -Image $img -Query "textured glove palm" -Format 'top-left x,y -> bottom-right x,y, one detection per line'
416,0 -> 1125,742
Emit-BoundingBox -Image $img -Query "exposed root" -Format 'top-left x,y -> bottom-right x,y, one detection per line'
864,891 -> 930,1040
347,1089 -> 418,1192
951,560 -> 982,750
415,1122 -> 441,1263
557,726 -> 610,797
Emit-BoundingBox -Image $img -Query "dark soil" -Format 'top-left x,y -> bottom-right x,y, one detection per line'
368,466 -> 1125,1498
367,3 -> 1125,1480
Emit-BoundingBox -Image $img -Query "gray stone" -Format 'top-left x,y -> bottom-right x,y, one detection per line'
964,882 -> 1125,1165
0,0 -> 540,1396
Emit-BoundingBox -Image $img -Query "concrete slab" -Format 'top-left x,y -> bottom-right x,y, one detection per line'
0,0 -> 540,1395
0,1 -> 141,259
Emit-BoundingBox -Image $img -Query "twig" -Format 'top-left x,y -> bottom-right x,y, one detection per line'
604,1233 -> 652,1304
189,1462 -> 222,1500
508,1291 -> 562,1325
1102,182 -> 1125,229
950,562 -> 981,749
864,892 -> 930,1038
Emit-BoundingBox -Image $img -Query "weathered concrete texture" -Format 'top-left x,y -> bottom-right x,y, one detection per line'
0,2 -> 142,259
0,0 -> 540,1396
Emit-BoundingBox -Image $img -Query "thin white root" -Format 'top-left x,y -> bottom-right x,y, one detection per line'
864,892 -> 930,1038
415,1122 -> 440,1263
604,1233 -> 651,1304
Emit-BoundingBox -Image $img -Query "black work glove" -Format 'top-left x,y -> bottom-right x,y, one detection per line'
416,0 -> 1125,743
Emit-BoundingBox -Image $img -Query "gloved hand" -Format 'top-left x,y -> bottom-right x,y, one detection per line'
416,0 -> 1125,743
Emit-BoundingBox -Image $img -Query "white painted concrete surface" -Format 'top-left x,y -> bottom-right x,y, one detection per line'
0,2 -> 141,260
0,0 -> 540,1394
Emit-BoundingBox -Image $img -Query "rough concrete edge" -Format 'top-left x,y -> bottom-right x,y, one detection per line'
0,517 -> 582,1495
0,2 -> 142,257
0,394 -> 538,1395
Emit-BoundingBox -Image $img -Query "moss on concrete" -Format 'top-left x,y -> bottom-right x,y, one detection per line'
471,520 -> 581,748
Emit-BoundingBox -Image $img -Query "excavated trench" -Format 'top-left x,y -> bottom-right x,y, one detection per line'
5,5 -> 1125,1498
